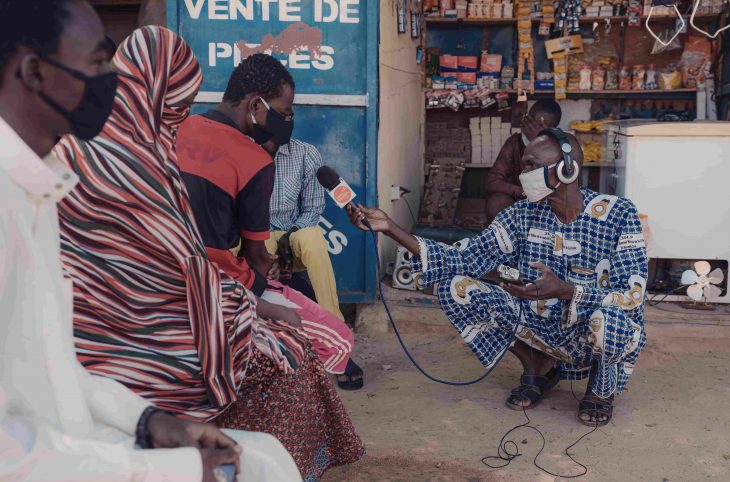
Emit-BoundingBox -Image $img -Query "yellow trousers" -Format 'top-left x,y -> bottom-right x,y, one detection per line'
266,227 -> 344,321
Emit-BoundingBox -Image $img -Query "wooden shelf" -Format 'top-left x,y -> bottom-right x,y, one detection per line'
583,162 -> 619,168
583,14 -> 717,24
425,88 -> 696,94
547,89 -> 698,98
569,88 -> 696,94
425,14 -> 718,26
424,89 -> 697,105
425,16 -> 516,25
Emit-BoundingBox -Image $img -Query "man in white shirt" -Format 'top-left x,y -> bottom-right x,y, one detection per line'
0,1 -> 300,481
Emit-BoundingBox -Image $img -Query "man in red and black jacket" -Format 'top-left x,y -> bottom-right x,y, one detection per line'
177,54 -> 363,389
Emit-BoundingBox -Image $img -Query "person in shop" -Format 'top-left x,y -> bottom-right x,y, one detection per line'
485,99 -> 567,225
53,25 -> 364,480
261,136 -> 366,390
346,130 -> 648,427
176,54 -> 363,388
0,2 -> 300,481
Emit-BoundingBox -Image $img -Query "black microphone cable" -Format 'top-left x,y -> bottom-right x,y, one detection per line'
367,226 -> 520,386
365,225 -> 597,478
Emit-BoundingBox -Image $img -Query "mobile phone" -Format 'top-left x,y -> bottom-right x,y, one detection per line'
214,464 -> 236,482
497,264 -> 528,285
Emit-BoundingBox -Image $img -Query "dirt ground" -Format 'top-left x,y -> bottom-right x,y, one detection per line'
323,304 -> 730,482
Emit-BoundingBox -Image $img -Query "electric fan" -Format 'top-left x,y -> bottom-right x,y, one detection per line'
681,261 -> 725,302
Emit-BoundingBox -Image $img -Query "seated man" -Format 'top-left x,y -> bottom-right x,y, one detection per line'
347,129 -> 647,426
0,3 -> 298,481
263,137 -> 365,389
265,138 -> 343,319
176,54 -> 361,386
485,99 -> 563,225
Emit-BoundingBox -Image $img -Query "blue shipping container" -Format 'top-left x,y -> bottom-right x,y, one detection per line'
166,0 -> 379,303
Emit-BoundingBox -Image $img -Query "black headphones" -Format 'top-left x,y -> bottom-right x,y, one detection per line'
538,127 -> 580,185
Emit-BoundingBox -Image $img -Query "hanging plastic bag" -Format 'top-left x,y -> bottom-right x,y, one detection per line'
651,28 -> 683,55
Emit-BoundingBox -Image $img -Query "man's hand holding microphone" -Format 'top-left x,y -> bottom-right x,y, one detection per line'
316,166 -> 421,257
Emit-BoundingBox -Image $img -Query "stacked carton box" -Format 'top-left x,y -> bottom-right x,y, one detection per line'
481,117 -> 491,164
465,117 -> 522,166
469,118 -> 482,164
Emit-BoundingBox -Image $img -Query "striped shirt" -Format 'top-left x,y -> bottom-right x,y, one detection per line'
270,139 -> 326,232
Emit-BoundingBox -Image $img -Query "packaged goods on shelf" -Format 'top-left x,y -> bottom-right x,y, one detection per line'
605,64 -> 618,90
439,55 -> 459,73
480,52 -> 502,73
456,72 -> 477,84
579,64 -> 592,90
458,56 -> 479,71
632,64 -> 645,90
592,65 -> 605,90
467,116 -> 518,167
618,65 -> 631,90
658,69 -> 681,90
645,64 -> 658,90
466,1 -> 516,19
679,36 -> 712,88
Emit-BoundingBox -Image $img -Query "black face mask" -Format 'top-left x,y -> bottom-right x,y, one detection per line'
37,57 -> 118,141
250,97 -> 294,146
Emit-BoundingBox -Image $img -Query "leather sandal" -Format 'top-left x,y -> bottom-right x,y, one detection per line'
336,359 -> 364,391
505,368 -> 560,410
578,394 -> 614,427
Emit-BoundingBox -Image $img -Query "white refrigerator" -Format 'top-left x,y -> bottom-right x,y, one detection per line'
606,120 -> 730,303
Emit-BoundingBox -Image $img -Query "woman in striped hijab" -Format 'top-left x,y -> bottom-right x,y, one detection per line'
54,26 -> 364,481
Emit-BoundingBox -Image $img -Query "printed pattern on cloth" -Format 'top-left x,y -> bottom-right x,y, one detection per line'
53,26 -> 306,418
213,350 -> 365,481
411,189 -> 648,397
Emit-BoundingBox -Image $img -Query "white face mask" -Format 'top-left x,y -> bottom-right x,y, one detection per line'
518,163 -> 560,202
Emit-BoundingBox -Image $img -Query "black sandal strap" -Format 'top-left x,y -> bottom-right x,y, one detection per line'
510,369 -> 559,403
579,398 -> 614,413
578,395 -> 615,424
337,359 -> 364,390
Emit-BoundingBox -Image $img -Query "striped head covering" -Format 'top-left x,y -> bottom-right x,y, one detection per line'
53,26 -> 306,419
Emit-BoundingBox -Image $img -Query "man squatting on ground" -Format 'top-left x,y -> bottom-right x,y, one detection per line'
347,129 -> 648,426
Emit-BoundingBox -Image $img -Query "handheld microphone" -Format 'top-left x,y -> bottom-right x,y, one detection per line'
316,165 -> 371,229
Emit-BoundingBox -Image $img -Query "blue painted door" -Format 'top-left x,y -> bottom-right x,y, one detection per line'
167,0 -> 378,303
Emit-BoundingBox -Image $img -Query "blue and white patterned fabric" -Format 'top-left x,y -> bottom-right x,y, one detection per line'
411,189 -> 648,398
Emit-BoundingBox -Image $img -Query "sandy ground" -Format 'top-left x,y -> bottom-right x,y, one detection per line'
323,305 -> 730,482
